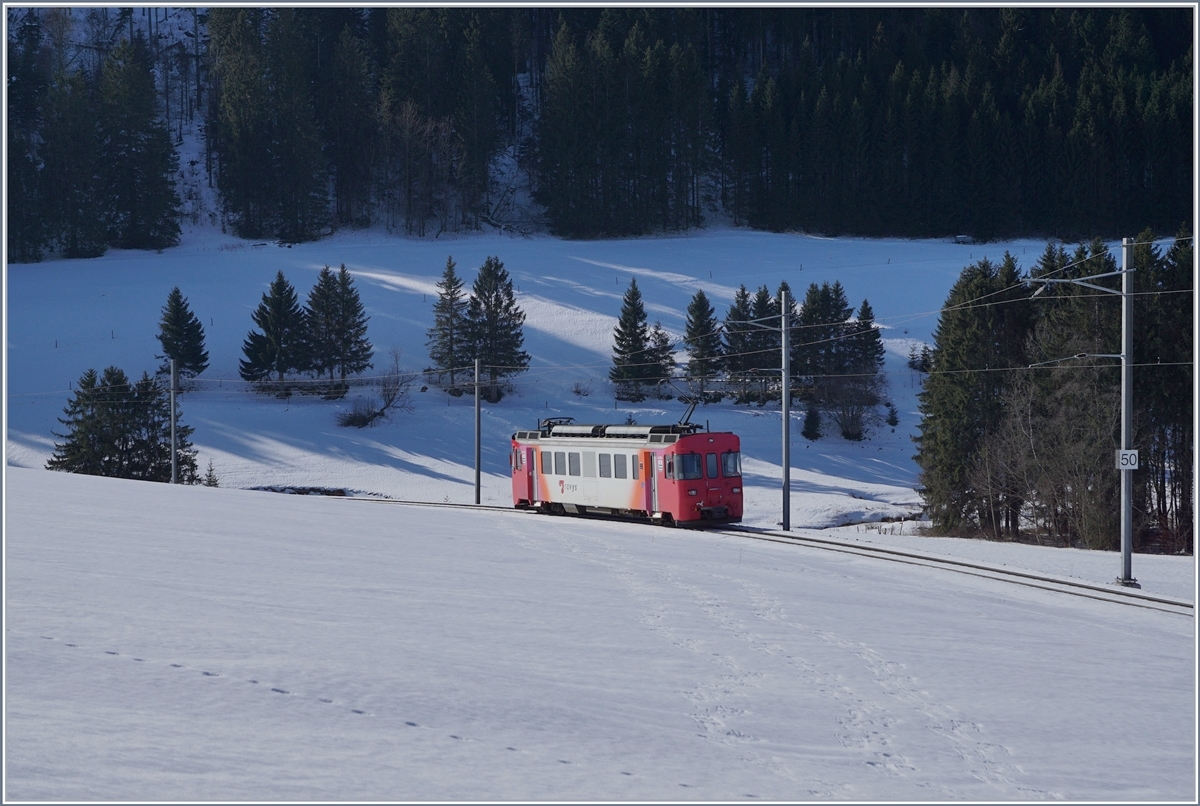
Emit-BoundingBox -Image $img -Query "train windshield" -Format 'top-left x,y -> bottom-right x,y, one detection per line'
721,451 -> 742,477
676,453 -> 703,480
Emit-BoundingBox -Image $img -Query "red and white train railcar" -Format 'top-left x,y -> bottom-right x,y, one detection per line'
509,418 -> 743,525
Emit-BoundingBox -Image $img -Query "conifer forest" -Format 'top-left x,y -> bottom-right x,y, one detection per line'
6,6 -> 1193,256
10,7 -> 1194,551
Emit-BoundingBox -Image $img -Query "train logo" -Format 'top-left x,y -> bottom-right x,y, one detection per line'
510,415 -> 743,526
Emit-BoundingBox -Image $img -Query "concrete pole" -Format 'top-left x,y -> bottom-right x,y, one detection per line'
170,358 -> 178,485
781,288 -> 790,531
475,358 -> 482,505
1119,238 -> 1137,586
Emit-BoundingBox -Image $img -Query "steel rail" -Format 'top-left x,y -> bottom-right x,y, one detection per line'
346,498 -> 1192,616
716,526 -> 1193,617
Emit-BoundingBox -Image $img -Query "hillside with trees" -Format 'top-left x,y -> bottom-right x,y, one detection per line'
6,6 -> 1193,257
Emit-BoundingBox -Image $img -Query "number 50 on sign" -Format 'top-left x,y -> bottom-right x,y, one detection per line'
1116,449 -> 1139,470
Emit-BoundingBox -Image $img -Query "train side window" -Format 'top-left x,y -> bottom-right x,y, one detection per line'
582,451 -> 596,477
664,456 -> 674,479
541,451 -> 551,473
599,453 -> 612,478
568,452 -> 581,476
554,451 -> 566,476
721,451 -> 742,478
614,454 -> 627,479
706,452 -> 718,479
632,455 -> 640,480
677,453 -> 703,480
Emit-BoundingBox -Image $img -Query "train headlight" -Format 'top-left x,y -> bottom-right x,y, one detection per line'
731,487 -> 741,494
688,489 -> 697,496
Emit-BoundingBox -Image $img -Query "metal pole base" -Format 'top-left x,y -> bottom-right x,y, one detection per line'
1115,577 -> 1141,589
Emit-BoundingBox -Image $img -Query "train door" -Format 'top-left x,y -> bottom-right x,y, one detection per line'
704,451 -> 723,511
525,446 -> 537,503
644,451 -> 660,513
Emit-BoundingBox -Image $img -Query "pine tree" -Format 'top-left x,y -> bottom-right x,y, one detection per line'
748,284 -> 780,402
304,266 -> 342,385
796,281 -> 853,409
465,256 -> 528,402
47,368 -> 110,476
915,255 -> 1032,534
426,255 -> 471,392
202,459 -> 220,487
210,8 -> 274,238
829,299 -> 887,440
47,367 -> 197,483
683,289 -> 722,401
40,70 -> 107,258
332,264 -> 373,384
722,284 -> 754,401
98,35 -> 181,250
647,322 -> 677,395
610,277 -> 651,401
265,9 -> 328,243
802,404 -> 821,441
239,271 -> 309,389
157,287 -> 209,379
322,25 -> 377,228
125,371 -> 198,483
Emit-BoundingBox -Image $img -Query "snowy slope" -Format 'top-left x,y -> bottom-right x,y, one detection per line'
6,225 -> 1050,531
5,467 -> 1194,801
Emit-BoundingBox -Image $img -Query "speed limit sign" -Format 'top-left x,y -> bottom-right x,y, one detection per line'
1116,449 -> 1139,470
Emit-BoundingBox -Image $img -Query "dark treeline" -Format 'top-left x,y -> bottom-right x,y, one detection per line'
916,229 -> 1193,552
6,7 -> 1193,257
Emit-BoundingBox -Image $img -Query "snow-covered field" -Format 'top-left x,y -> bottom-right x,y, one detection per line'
5,467 -> 1195,801
5,224 -> 1195,800
7,224 -> 1050,527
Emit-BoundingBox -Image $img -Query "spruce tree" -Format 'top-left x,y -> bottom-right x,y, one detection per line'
125,371 -> 198,483
304,266 -> 342,385
465,256 -> 528,402
157,287 -> 209,379
265,8 -> 328,242
239,271 -> 309,389
47,368 -> 110,477
796,281 -> 853,409
683,289 -> 722,401
915,255 -> 1031,533
722,284 -> 754,401
610,278 -> 651,401
332,264 -> 373,384
647,322 -> 677,395
748,285 -> 780,402
40,70 -> 107,258
48,367 -> 196,483
426,255 -> 471,392
829,299 -> 887,440
98,35 -> 181,250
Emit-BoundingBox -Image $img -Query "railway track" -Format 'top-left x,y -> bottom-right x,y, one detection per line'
716,525 -> 1194,617
351,497 -> 1193,617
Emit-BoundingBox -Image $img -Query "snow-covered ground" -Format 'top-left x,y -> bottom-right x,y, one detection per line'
5,222 -> 1195,800
5,467 -> 1194,801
